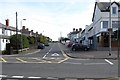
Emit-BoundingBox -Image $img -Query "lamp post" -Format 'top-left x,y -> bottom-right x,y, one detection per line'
21,19 -> 26,52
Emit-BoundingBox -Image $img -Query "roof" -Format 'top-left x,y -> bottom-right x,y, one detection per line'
92,1 -> 120,21
68,31 -> 80,35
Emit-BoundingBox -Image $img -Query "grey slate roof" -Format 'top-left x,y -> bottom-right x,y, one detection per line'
97,2 -> 120,11
97,2 -> 110,11
92,1 -> 120,21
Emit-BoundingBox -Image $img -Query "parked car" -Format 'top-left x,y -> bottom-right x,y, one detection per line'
66,42 -> 73,48
44,43 -> 49,46
71,43 -> 89,51
37,43 -> 45,49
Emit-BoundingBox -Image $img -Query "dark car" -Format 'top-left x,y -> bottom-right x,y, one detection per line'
66,42 -> 73,48
44,43 -> 49,46
37,43 -> 45,49
71,43 -> 89,51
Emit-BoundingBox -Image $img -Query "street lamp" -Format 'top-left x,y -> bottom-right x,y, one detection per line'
21,19 -> 26,52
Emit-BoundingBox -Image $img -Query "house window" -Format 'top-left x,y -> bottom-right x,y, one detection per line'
112,21 -> 120,28
102,21 -> 108,28
2,28 -> 5,34
112,7 -> 117,14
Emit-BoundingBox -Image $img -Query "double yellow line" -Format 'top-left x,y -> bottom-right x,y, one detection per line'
0,58 -> 7,62
16,58 -> 27,63
0,57 -> 27,63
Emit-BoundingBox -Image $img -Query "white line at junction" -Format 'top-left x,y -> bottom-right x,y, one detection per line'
105,59 -> 114,65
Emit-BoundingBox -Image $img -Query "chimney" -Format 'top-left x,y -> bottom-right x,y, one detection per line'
26,28 -> 29,31
5,19 -> 9,27
73,28 -> 75,32
36,32 -> 38,34
76,29 -> 78,32
31,30 -> 33,32
22,26 -> 25,29
79,28 -> 82,31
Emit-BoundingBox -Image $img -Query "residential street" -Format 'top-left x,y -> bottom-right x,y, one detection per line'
0,43 -> 119,80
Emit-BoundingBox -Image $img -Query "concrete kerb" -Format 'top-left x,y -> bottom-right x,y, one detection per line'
1,49 -> 40,57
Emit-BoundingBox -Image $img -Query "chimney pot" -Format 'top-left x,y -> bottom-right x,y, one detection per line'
73,28 -> 75,32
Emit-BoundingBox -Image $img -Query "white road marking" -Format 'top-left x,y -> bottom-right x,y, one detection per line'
84,63 -> 106,65
43,44 -> 54,58
28,76 -> 41,78
12,76 -> 24,78
105,59 -> 114,65
70,58 -> 90,60
0,75 -> 7,77
51,53 -> 60,57
65,78 -> 77,80
64,62 -> 107,65
47,77 -> 58,79
64,62 -> 82,65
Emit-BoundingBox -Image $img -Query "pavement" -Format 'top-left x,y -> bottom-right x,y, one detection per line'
64,50 -> 119,59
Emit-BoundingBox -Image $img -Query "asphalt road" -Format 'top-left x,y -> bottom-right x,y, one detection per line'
0,42 -> 119,79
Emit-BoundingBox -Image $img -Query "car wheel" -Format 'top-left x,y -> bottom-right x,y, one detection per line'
84,48 -> 87,51
72,48 -> 76,51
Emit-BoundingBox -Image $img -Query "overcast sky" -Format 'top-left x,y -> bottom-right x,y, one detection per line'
0,0 -> 119,41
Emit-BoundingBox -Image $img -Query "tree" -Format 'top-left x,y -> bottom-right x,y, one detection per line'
10,34 -> 29,49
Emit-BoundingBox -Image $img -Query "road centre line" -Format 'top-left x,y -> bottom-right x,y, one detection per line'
0,75 -> 7,77
43,44 -> 55,58
64,62 -> 82,65
16,58 -> 27,63
1,58 -> 7,62
28,76 -> 41,78
64,62 -> 107,65
12,76 -> 24,78
105,59 -> 114,65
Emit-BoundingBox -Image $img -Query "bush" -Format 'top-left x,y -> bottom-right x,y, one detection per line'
2,50 -> 9,55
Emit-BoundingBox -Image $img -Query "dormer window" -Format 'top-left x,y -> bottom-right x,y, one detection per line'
112,7 -> 117,14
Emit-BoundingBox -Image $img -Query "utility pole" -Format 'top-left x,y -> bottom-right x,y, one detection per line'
118,6 -> 120,77
16,12 -> 18,54
118,23 -> 120,77
108,0 -> 112,56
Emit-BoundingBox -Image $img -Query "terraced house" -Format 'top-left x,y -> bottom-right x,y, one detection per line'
85,1 -> 120,50
0,19 -> 16,51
